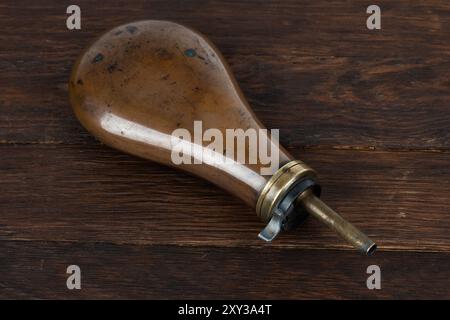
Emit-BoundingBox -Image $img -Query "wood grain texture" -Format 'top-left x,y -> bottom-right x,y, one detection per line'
0,0 -> 449,299
1,0 -> 449,149
1,144 -> 449,252
1,241 -> 449,299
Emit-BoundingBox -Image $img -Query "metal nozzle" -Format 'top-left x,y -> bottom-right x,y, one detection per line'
297,189 -> 377,255
256,160 -> 376,255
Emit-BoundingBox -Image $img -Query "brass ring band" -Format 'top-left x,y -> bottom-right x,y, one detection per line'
256,160 -> 317,222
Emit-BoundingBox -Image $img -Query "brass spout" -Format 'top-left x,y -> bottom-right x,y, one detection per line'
297,189 -> 377,255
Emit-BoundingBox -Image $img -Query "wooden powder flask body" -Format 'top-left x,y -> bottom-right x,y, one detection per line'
69,20 -> 376,255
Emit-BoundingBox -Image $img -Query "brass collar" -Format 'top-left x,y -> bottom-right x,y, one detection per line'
256,160 -> 317,223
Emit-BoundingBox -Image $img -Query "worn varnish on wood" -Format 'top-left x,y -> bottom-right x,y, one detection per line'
0,0 -> 449,298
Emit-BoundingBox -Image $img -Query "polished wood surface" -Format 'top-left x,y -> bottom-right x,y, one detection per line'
1,0 -> 449,299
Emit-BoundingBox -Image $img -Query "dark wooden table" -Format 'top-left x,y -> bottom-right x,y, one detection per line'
1,0 -> 449,299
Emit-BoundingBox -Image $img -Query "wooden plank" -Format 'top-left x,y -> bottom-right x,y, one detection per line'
1,0 -> 449,149
1,0 -> 449,300
0,240 -> 449,299
1,144 -> 449,252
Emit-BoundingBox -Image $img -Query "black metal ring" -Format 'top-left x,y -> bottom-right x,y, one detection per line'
276,178 -> 321,231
